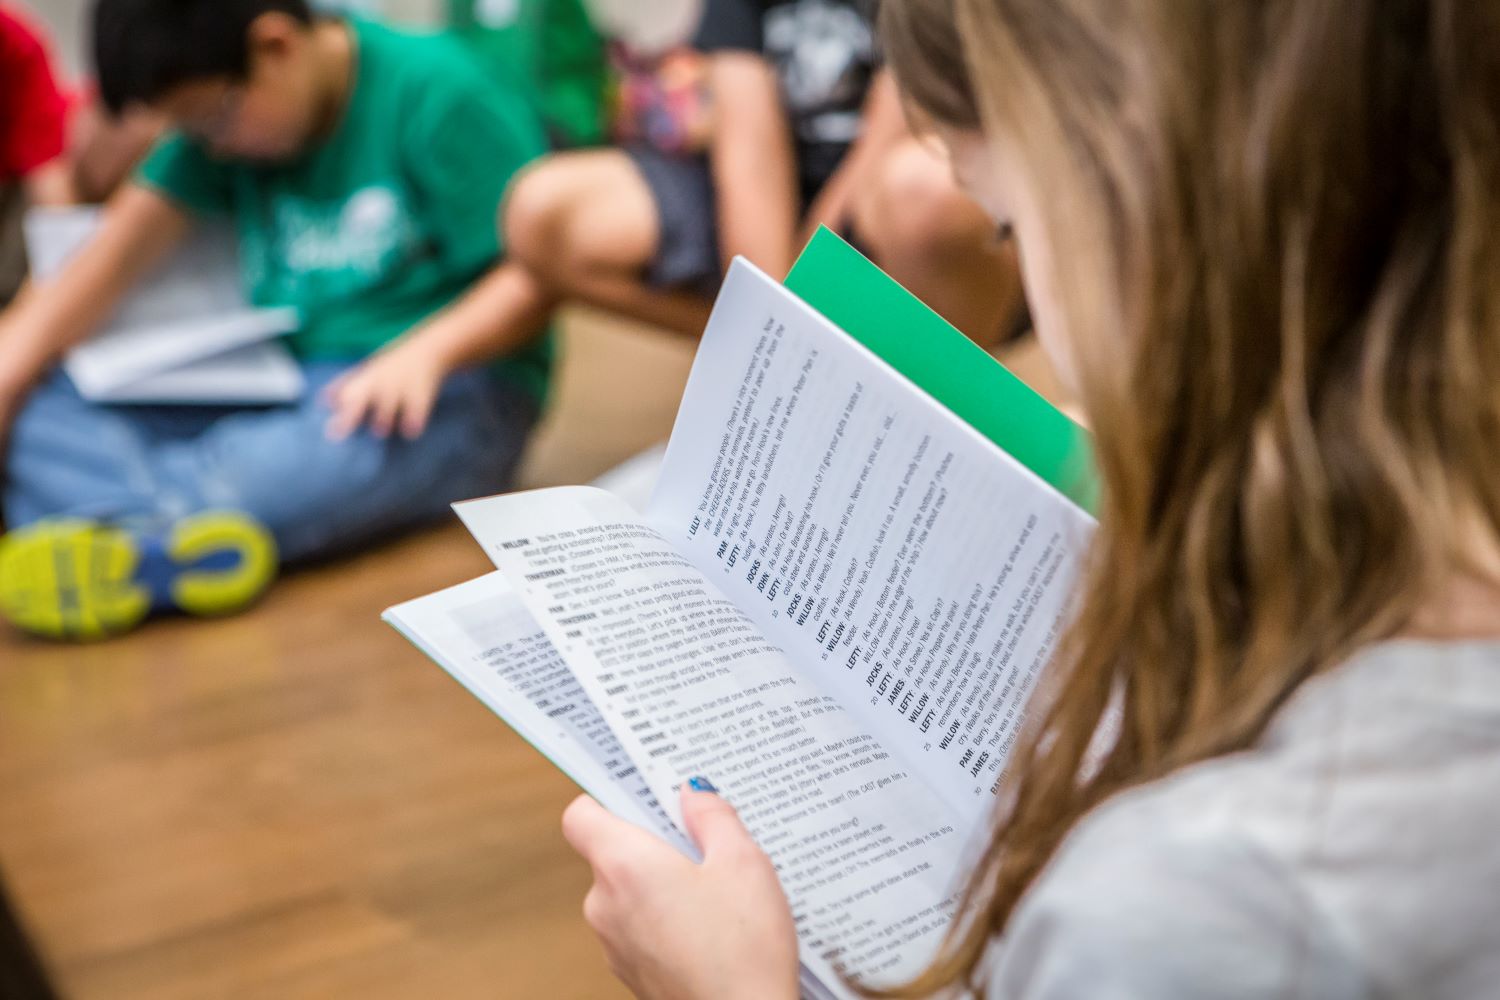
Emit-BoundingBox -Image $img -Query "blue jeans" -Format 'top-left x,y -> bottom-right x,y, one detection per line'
2,363 -> 538,563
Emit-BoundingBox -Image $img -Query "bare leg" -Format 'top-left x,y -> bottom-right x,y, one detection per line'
848,138 -> 1026,350
505,150 -> 715,338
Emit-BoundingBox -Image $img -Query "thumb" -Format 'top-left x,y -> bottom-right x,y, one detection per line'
560,794 -> 618,860
680,779 -> 755,860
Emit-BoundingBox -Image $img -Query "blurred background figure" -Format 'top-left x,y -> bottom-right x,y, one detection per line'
1,0 -> 165,307
0,4 -> 73,305
504,0 -> 1028,348
0,0 -> 553,640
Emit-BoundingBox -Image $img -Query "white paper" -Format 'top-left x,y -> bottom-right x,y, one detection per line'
383,571 -> 679,841
387,568 -> 859,1000
648,261 -> 1096,827
88,341 -> 305,404
23,206 -> 303,403
457,487 -> 971,991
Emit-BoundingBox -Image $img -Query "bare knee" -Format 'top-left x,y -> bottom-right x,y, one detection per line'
503,161 -> 588,281
503,152 -> 659,291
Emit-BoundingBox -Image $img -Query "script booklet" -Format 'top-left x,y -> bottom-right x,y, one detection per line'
385,231 -> 1095,998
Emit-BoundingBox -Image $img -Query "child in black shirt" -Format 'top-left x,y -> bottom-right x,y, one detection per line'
504,0 -> 1025,346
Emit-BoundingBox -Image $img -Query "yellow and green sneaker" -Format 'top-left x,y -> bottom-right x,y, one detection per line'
0,510 -> 277,641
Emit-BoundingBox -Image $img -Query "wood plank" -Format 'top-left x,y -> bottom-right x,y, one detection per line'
0,525 -> 631,999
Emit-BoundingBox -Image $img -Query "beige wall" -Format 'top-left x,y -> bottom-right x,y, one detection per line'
23,0 -> 88,77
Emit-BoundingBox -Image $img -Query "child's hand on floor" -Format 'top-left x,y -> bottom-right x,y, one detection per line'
323,341 -> 447,442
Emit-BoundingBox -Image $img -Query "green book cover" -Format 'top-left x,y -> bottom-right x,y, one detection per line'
784,228 -> 1097,514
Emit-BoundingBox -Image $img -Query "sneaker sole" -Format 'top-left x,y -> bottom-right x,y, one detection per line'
0,512 -> 277,641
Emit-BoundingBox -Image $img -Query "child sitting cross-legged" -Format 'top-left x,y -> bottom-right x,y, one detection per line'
0,0 -> 555,640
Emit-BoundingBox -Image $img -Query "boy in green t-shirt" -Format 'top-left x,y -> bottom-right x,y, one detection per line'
0,0 -> 555,640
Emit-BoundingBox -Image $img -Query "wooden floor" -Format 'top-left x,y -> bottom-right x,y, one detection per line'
0,308 -> 1064,999
0,310 -> 697,999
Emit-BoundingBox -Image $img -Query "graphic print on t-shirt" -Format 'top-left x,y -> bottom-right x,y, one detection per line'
250,184 -> 421,301
762,0 -> 877,148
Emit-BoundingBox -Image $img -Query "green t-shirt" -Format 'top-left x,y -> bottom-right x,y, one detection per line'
447,0 -> 608,148
137,17 -> 551,402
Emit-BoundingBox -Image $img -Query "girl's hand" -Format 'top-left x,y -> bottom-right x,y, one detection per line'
562,783 -> 800,1000
323,341 -> 447,442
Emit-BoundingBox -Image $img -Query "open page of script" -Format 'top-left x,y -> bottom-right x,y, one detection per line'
647,260 -> 1096,832
456,487 -> 969,992
384,572 -> 843,1000
383,572 -> 678,840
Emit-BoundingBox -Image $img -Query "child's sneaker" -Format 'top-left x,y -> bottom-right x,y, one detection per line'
0,511 -> 277,641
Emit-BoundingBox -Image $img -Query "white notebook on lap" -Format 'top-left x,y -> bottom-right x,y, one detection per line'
24,206 -> 303,404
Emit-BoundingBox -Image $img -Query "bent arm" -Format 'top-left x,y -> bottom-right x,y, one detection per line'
707,51 -> 800,278
0,182 -> 190,386
393,258 -> 554,374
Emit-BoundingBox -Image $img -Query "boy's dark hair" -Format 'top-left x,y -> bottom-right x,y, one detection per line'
93,0 -> 314,114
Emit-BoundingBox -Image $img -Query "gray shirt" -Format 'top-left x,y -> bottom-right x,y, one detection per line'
984,640 -> 1500,999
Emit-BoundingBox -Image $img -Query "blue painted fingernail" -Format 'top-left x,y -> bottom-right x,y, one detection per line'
687,776 -> 719,794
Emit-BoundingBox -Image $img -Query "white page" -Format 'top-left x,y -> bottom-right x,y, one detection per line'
646,260 -> 1097,830
388,571 -> 852,1000
64,309 -> 302,399
23,206 -> 302,400
457,487 -> 970,992
94,341 -> 304,404
384,572 -> 678,841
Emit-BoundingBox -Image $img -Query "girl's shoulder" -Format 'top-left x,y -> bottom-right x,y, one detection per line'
982,640 -> 1500,1000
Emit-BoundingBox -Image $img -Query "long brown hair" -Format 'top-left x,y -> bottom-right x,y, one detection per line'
878,0 -> 1500,994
